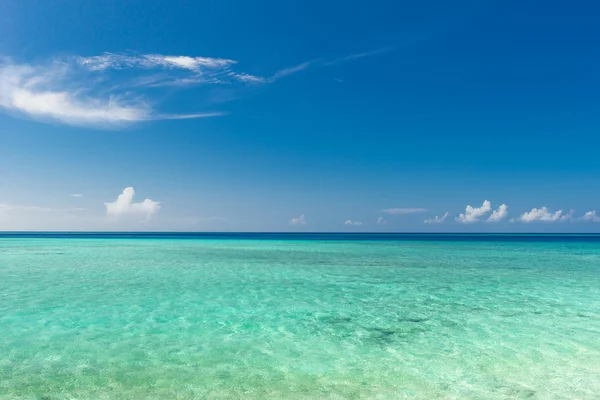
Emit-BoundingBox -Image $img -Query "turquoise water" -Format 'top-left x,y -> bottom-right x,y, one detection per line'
1,236 -> 600,399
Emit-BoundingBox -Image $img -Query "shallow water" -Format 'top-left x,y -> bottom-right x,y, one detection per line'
1,236 -> 599,399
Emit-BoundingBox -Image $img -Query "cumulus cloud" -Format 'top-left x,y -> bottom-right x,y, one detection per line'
517,207 -> 566,223
561,210 -> 575,221
424,212 -> 449,224
582,210 -> 600,222
344,220 -> 363,226
290,214 -> 306,225
382,208 -> 427,215
105,187 -> 160,220
487,204 -> 508,222
377,217 -> 387,225
456,200 -> 492,223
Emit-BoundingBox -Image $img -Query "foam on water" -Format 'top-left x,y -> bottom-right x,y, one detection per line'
1,237 -> 600,399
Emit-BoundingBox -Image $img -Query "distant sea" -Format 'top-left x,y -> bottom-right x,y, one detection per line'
1,233 -> 599,399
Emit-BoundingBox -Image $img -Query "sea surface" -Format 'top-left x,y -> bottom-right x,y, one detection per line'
1,233 -> 600,399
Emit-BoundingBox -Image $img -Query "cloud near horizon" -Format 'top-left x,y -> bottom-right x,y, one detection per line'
582,210 -> 600,222
424,212 -> 449,224
105,187 -> 160,220
344,220 -> 363,226
487,204 -> 508,222
456,200 -> 492,223
290,214 -> 307,225
516,207 -> 571,223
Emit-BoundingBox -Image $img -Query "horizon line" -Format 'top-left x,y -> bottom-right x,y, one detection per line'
2,231 -> 600,235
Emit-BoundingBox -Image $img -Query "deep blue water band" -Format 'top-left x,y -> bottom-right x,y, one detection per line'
2,232 -> 600,242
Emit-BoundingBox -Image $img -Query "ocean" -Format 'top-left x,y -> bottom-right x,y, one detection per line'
1,234 -> 599,399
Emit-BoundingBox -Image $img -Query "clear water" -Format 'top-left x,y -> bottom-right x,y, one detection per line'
1,235 -> 600,399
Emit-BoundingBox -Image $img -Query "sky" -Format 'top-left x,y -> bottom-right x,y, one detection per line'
1,0 -> 600,232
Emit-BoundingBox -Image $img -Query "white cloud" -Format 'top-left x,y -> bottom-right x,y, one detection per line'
582,210 -> 600,222
77,53 -> 263,85
157,112 -> 226,120
0,62 -> 148,126
487,204 -> 508,222
325,46 -> 395,66
105,187 -> 160,220
424,212 -> 449,224
1,48 -> 391,128
290,214 -> 306,225
77,53 -> 236,72
0,60 -> 223,127
228,72 -> 265,84
377,217 -> 387,225
161,56 -> 233,70
517,207 -> 566,223
270,61 -> 313,81
456,200 -> 492,223
269,47 -> 392,82
70,194 -> 83,197
344,220 -> 363,226
382,208 -> 427,215
561,210 -> 574,221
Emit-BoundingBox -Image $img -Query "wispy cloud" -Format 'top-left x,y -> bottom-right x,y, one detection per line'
0,203 -> 52,212
270,61 -> 314,82
456,200 -> 492,223
0,58 -> 225,127
78,53 -> 236,72
344,220 -> 363,226
77,53 -> 264,86
290,214 -> 307,225
228,72 -> 266,84
377,217 -> 387,225
424,212 -> 449,224
0,203 -> 85,212
269,46 -> 392,81
487,204 -> 508,222
1,47 -> 391,128
382,208 -> 427,215
516,207 -> 567,223
324,46 -> 395,66
105,187 -> 160,220
0,62 -> 150,127
69,193 -> 83,197
157,112 -> 227,120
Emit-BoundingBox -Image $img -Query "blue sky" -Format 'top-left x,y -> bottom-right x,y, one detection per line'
1,0 -> 600,232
